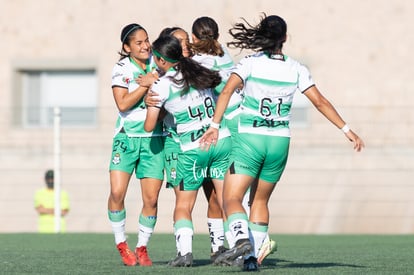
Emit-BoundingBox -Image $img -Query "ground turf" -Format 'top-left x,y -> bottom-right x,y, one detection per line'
1,233 -> 413,274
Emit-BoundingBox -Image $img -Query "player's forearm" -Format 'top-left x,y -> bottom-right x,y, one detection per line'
316,101 -> 346,129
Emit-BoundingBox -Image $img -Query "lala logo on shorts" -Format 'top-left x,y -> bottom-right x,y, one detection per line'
192,160 -> 207,180
209,167 -> 224,178
112,153 -> 121,165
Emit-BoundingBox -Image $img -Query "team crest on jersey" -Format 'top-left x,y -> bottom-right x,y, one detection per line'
122,77 -> 131,84
112,153 -> 121,165
170,168 -> 176,180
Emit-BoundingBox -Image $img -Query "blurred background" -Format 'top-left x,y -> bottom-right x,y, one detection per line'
0,0 -> 413,234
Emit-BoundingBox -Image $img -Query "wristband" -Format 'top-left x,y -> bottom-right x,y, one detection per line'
341,124 -> 350,133
210,121 -> 220,129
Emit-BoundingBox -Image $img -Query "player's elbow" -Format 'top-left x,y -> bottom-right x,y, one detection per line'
116,103 -> 130,113
144,121 -> 154,132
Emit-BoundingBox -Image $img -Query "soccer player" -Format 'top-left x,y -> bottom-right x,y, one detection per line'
108,23 -> 164,267
191,16 -> 277,266
151,25 -> 229,263
190,17 -> 240,261
191,16 -> 243,132
200,14 -> 365,271
144,34 -> 231,267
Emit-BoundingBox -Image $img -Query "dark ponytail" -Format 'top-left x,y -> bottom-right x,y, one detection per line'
227,13 -> 287,54
191,16 -> 224,57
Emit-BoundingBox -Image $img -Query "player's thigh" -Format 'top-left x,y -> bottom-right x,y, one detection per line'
135,136 -> 165,180
260,136 -> 290,183
176,149 -> 209,191
109,133 -> 139,174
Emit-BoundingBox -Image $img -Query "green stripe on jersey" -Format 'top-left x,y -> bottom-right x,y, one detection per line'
247,75 -> 297,86
213,59 -> 234,70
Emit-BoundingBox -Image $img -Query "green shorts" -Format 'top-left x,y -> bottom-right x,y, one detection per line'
174,136 -> 232,191
164,134 -> 180,187
225,114 -> 239,138
109,132 -> 165,180
225,107 -> 242,141
229,133 -> 290,183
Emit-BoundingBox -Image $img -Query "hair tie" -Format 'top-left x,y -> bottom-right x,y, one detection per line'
152,49 -> 179,63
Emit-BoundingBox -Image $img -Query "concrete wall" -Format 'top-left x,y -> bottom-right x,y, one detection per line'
1,0 -> 413,234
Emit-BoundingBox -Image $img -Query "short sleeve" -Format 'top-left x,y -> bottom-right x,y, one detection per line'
111,61 -> 129,88
297,63 -> 315,93
232,55 -> 253,83
149,78 -> 169,108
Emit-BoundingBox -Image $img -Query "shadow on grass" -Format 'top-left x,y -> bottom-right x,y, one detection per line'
154,257 -> 367,271
193,259 -> 215,266
153,258 -> 247,269
268,258 -> 366,269
152,259 -> 214,267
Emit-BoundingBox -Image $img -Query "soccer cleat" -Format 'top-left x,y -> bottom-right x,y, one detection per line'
135,246 -> 153,266
116,241 -> 137,266
211,246 -> 243,267
213,238 -> 252,266
210,246 -> 228,263
243,256 -> 259,272
168,252 -> 193,267
257,238 -> 277,265
232,256 -> 244,267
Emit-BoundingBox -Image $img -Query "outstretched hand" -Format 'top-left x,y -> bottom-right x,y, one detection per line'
345,130 -> 365,152
199,127 -> 219,151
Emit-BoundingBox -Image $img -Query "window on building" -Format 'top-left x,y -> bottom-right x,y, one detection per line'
16,69 -> 97,128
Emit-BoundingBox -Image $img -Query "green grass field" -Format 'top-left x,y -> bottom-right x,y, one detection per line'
1,233 -> 414,274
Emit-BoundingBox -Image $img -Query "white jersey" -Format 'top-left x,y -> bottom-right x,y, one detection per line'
150,69 -> 230,151
192,46 -> 234,82
234,52 -> 315,137
192,46 -> 243,117
111,56 -> 163,137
